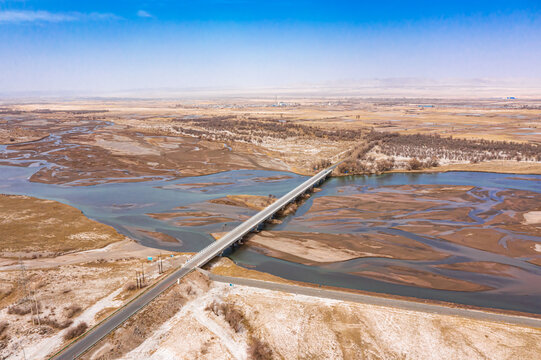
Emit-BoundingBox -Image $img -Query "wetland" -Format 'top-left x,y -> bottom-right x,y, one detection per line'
1,99 -> 540,315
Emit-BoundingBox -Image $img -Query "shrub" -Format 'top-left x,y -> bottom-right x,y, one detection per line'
64,322 -> 88,340
206,301 -> 244,333
407,158 -> 423,170
42,317 -> 72,329
7,302 -> 32,316
124,282 -> 137,291
313,159 -> 331,170
375,159 -> 394,172
223,305 -> 244,333
248,338 -> 273,360
368,131 -> 539,163
426,157 -> 439,167
64,304 -> 82,319
0,322 -> 7,336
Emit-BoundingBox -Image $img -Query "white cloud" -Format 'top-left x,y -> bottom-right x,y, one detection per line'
0,10 -> 119,24
137,10 -> 153,18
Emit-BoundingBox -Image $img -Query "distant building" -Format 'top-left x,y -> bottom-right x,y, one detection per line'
506,96 -> 516,100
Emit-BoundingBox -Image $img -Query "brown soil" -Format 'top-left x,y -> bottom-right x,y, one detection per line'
148,207 -> 248,227
528,258 -> 541,266
252,175 -> 293,182
172,182 -> 234,189
175,217 -> 237,227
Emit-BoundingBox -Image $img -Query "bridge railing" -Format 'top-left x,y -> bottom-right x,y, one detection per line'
183,165 -> 336,270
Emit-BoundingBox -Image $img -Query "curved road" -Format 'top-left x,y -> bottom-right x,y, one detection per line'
204,270 -> 541,329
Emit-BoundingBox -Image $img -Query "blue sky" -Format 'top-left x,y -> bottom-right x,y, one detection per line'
1,1 -> 540,93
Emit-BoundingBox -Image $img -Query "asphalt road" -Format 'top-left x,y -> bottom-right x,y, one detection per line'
51,266 -> 191,359
183,165 -> 336,270
52,165 -> 336,359
204,270 -> 541,329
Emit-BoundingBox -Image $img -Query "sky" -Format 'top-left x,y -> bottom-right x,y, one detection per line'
0,0 -> 540,94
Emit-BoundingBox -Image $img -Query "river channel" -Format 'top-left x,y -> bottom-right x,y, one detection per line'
1,162 -> 540,313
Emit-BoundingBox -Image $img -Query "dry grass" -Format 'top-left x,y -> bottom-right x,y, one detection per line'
0,194 -> 124,255
210,195 -> 276,211
427,160 -> 541,175
208,257 -> 296,285
41,317 -> 73,330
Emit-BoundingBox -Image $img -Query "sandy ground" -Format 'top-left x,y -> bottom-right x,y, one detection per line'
244,230 -> 448,264
524,211 -> 541,225
102,280 -> 541,360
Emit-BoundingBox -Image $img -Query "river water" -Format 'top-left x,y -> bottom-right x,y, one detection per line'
1,164 -> 541,314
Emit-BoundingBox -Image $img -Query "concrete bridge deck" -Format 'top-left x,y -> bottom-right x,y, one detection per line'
183,165 -> 336,270
52,165 -> 336,359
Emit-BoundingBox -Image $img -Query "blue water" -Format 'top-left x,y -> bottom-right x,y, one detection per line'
0,165 -> 306,251
1,165 -> 541,314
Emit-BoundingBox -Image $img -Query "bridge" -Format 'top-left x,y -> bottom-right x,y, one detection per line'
52,165 -> 336,359
183,164 -> 336,269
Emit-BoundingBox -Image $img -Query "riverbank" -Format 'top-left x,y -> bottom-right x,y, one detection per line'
207,257 -> 541,321
80,265 -> 541,360
398,160 -> 541,175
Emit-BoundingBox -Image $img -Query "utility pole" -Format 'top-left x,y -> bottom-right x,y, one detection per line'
17,257 -> 38,325
136,271 -> 140,289
32,292 -> 41,326
17,257 -> 30,302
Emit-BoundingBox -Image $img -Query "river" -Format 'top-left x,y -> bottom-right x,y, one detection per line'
1,164 -> 540,314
